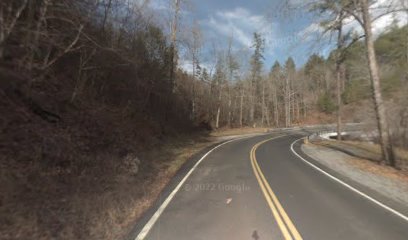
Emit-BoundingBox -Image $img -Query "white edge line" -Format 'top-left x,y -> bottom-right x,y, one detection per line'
290,138 -> 408,222
135,134 -> 260,240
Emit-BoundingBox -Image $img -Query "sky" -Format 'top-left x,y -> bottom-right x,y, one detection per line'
146,0 -> 408,74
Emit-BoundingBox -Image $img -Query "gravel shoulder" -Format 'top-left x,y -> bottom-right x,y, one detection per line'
301,143 -> 408,207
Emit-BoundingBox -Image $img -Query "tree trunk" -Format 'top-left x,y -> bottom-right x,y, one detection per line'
285,76 -> 290,127
215,85 -> 222,129
361,0 -> 395,166
215,105 -> 221,129
303,102 -> 307,119
240,89 -> 244,127
288,91 -> 291,127
0,12 -> 4,58
101,0 -> 112,32
249,92 -> 255,125
227,88 -> 232,127
336,66 -> 342,140
0,0 -> 28,59
0,43 -> 4,59
292,96 -> 295,124
291,93 -> 295,123
170,0 -> 180,92
266,108 -> 270,126
336,14 -> 344,141
296,97 -> 300,123
265,96 -> 270,127
261,82 -> 265,125
191,98 -> 196,121
273,87 -> 279,127
28,0 -> 49,70
71,64 -> 82,102
191,53 -> 196,121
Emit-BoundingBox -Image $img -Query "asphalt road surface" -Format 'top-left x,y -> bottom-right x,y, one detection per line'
133,131 -> 408,240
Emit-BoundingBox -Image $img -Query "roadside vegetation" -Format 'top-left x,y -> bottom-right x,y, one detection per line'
0,0 -> 407,239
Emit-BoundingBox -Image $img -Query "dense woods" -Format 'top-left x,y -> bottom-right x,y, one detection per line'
1,0 -> 406,132
0,1 -> 203,239
0,0 -> 407,239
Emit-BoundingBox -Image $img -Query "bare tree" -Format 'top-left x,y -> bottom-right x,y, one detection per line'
225,34 -> 239,127
41,24 -> 84,70
170,0 -> 181,92
269,61 -> 282,127
311,1 -> 349,140
249,32 -> 265,127
306,0 -> 401,164
334,20 -> 347,140
261,77 -> 270,126
71,48 -> 96,102
101,0 -> 113,33
284,57 -> 295,127
187,21 -> 202,121
26,0 -> 50,70
359,0 -> 394,165
0,0 -> 28,58
338,0 -> 397,165
212,55 -> 225,129
239,82 -> 244,127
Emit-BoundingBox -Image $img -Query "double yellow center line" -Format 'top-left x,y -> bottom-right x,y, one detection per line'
250,136 -> 303,240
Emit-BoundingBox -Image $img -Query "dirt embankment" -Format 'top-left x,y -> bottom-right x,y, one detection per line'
0,66 -> 221,240
314,140 -> 408,170
0,66 -> 260,240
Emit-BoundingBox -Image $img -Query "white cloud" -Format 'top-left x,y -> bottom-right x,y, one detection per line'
298,22 -> 323,40
365,0 -> 407,35
344,3 -> 407,36
179,59 -> 194,74
179,59 -> 213,75
148,0 -> 168,11
372,13 -> 407,35
207,16 -> 252,46
346,11 -> 407,36
299,0 -> 407,41
204,7 -> 275,49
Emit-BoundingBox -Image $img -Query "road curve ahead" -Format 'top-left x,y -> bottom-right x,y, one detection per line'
134,132 -> 408,240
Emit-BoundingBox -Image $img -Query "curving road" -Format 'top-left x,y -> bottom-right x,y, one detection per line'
131,131 -> 408,240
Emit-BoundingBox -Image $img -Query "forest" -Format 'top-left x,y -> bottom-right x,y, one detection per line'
0,0 -> 407,239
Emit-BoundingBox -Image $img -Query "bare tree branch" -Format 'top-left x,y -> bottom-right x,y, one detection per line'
41,24 -> 84,70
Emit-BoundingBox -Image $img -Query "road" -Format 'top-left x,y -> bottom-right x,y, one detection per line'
132,131 -> 408,240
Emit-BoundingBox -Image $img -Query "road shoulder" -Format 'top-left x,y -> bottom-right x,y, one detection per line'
300,142 -> 408,215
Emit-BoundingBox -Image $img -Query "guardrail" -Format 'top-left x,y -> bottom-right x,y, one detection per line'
267,123 -> 367,142
296,123 -> 367,142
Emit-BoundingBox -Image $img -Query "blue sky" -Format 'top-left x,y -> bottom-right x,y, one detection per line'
147,0 -> 407,73
179,0 -> 326,71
